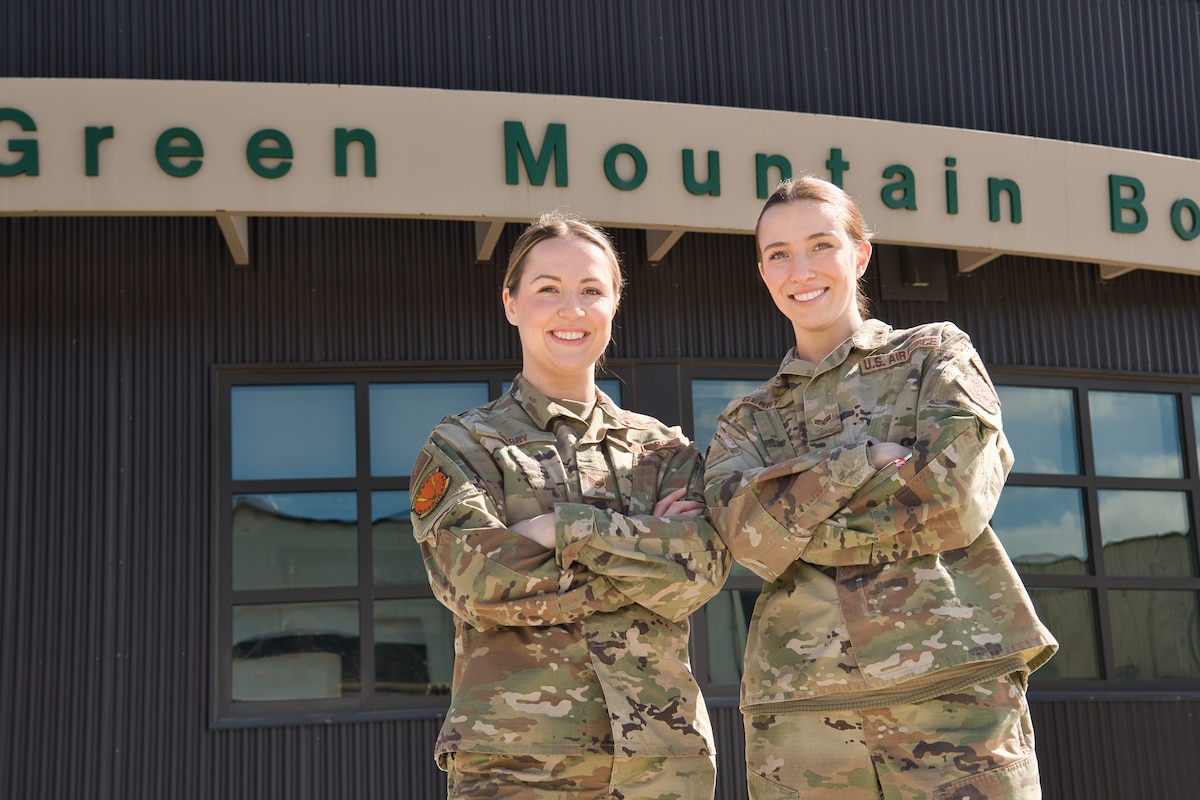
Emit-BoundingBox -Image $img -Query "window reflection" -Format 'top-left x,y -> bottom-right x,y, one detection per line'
995,386 -> 1079,474
1098,490 -> 1195,577
1110,590 -> 1200,680
1089,391 -> 1183,478
374,599 -> 455,696
691,379 -> 770,451
232,601 -> 360,701
231,385 -> 356,480
369,383 -> 489,477
705,588 -> 758,685
372,491 -> 428,585
1027,588 -> 1101,679
992,487 -> 1089,575
232,493 -> 358,590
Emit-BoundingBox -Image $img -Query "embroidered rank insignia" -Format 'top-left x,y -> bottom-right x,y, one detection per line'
412,468 -> 450,518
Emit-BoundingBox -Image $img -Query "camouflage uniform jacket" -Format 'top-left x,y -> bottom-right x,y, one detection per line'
411,376 -> 730,760
703,320 -> 1056,712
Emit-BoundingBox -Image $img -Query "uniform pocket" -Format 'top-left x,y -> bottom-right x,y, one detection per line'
932,751 -> 1041,800
747,768 -> 800,800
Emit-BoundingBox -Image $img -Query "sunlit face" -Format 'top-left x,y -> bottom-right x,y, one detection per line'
503,236 -> 619,401
757,199 -> 872,362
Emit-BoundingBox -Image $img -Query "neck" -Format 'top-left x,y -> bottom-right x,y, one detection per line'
793,317 -> 863,363
522,370 -> 596,403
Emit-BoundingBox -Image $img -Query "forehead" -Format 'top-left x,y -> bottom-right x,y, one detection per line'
758,199 -> 846,241
521,236 -> 615,285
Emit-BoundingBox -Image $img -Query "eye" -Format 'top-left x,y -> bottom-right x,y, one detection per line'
583,287 -> 605,296
766,250 -> 788,261
536,284 -> 558,293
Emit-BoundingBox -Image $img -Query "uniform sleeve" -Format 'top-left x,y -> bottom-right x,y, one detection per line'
554,445 -> 731,623
803,336 -> 1013,566
411,425 -> 630,632
702,414 -> 877,582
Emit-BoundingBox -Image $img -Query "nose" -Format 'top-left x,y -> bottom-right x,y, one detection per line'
788,257 -> 816,283
557,297 -> 585,319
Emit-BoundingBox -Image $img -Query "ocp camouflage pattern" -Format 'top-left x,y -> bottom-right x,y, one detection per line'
702,320 -> 1056,710
412,375 -> 730,765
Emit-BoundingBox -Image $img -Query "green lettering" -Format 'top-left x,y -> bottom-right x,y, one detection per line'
881,164 -> 917,210
85,126 -> 114,177
825,148 -> 849,187
944,157 -> 958,215
246,129 -> 293,179
1109,174 -> 1147,233
682,149 -> 720,196
1170,197 -> 1200,241
603,144 -> 646,191
0,107 -> 40,177
988,177 -> 1022,223
334,128 -> 376,177
155,127 -> 203,178
504,121 -> 568,187
756,153 -> 791,199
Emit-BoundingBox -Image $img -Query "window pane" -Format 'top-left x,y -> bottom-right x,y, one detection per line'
995,386 -> 1079,474
1194,395 -> 1200,468
369,383 -> 489,477
372,491 -> 428,585
704,588 -> 758,685
991,487 -> 1089,575
1027,588 -> 1101,679
1098,490 -> 1195,577
1110,590 -> 1200,680
1089,391 -> 1183,478
232,493 -> 358,590
231,385 -> 356,480
374,599 -> 454,696
232,601 -> 360,701
691,379 -> 769,451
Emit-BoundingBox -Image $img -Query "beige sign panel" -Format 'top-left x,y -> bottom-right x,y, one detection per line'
1,78 -> 1198,275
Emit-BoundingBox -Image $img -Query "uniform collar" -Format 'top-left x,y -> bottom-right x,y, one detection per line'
777,319 -> 894,378
510,374 -> 620,441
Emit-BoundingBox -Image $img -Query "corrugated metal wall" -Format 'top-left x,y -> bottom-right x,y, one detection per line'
5,2 -> 1200,798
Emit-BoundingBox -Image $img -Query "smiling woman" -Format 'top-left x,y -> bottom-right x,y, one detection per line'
406,211 -> 730,799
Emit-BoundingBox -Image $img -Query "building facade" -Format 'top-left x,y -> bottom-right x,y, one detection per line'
3,2 -> 1200,798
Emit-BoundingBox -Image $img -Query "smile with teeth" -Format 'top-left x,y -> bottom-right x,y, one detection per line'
552,330 -> 587,341
790,288 -> 826,302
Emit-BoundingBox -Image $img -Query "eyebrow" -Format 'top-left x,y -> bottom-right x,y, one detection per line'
529,274 -> 604,283
761,231 -> 837,250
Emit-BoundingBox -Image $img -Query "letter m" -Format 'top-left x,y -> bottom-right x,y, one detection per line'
505,121 -> 568,187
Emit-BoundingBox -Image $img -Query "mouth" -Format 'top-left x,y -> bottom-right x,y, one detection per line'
789,288 -> 826,303
551,330 -> 588,341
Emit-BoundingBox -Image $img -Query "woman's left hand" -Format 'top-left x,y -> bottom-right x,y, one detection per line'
653,487 -> 706,518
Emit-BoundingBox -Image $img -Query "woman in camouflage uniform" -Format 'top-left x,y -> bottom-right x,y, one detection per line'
411,212 -> 730,799
702,176 -> 1057,800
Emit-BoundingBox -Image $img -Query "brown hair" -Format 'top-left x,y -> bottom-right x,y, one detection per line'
757,175 -> 873,317
503,211 -> 625,302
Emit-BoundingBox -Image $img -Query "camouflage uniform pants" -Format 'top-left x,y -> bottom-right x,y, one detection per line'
445,751 -> 717,799
744,673 -> 1041,800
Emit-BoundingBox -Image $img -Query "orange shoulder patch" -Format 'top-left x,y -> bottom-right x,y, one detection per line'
412,468 -> 451,518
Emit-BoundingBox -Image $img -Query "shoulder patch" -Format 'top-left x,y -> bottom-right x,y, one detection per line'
411,468 -> 451,518
860,334 -> 942,374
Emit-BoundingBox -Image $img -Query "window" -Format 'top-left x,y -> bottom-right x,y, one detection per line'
687,370 -> 1200,695
215,369 -> 623,722
994,378 -> 1200,688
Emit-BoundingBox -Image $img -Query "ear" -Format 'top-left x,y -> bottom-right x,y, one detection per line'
757,259 -> 767,282
502,287 -> 518,326
855,241 -> 873,278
